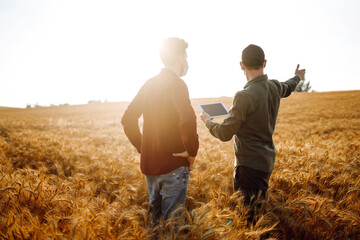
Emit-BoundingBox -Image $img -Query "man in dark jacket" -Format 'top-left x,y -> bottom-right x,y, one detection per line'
121,37 -> 199,226
200,44 -> 306,222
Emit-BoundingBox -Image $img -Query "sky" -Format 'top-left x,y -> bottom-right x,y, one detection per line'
1,0 -> 360,108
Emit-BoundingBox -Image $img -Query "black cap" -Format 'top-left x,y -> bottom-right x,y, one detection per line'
242,44 -> 265,68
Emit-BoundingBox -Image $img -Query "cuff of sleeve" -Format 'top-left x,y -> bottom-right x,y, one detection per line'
205,119 -> 214,129
187,148 -> 198,157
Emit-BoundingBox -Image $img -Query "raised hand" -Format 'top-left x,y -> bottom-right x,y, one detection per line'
295,64 -> 306,80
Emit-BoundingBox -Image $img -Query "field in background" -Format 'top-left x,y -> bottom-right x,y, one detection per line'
0,91 -> 359,239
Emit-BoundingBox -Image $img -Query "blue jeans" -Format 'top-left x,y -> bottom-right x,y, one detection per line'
145,166 -> 190,225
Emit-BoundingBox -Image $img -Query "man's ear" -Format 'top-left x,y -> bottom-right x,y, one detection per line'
240,62 -> 245,70
263,60 -> 267,68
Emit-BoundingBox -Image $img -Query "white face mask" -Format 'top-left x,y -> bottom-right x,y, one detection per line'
181,60 -> 189,77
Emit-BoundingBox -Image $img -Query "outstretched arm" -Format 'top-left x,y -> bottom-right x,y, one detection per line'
279,64 -> 306,97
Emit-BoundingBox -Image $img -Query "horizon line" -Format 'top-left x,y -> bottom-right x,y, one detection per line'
1,89 -> 360,109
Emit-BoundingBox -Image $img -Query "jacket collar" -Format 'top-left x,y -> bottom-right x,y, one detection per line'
244,74 -> 268,89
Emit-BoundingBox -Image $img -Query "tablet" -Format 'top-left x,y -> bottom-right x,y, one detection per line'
199,102 -> 229,118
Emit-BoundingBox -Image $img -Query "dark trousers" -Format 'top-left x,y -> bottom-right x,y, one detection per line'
234,165 -> 271,222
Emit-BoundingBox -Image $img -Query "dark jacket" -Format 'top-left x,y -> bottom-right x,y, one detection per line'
121,68 -> 199,176
206,74 -> 300,172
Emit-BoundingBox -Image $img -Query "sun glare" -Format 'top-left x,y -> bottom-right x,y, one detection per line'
1,0 -> 360,108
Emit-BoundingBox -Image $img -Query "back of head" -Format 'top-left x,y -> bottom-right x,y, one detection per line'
159,37 -> 188,67
242,44 -> 265,70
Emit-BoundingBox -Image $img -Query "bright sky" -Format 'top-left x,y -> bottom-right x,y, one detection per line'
1,0 -> 360,108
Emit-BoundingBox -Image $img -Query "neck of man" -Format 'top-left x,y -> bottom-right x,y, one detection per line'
245,68 -> 264,82
165,65 -> 181,77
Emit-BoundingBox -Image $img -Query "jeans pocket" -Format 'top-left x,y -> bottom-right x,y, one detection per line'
161,171 -> 181,197
161,167 -> 190,197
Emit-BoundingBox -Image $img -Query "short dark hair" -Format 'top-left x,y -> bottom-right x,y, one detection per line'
242,44 -> 265,70
159,37 -> 188,66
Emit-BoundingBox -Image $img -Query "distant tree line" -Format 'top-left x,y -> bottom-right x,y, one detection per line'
88,99 -> 108,104
295,79 -> 312,92
26,103 -> 69,108
26,99 -> 109,108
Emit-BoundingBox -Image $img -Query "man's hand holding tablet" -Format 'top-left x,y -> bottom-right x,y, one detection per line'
199,102 -> 229,123
200,111 -> 212,123
199,102 -> 229,118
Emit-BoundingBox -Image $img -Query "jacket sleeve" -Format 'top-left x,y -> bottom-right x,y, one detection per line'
279,75 -> 301,98
172,81 -> 199,157
121,87 -> 144,153
205,91 -> 248,142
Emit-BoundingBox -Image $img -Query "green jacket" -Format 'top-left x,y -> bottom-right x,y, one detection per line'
206,74 -> 300,172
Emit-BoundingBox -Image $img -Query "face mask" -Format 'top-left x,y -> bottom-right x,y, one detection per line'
181,60 -> 189,77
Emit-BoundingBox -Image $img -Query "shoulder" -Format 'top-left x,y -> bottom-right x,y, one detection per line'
268,79 -> 280,86
172,77 -> 189,96
136,78 -> 153,97
175,76 -> 188,88
268,79 -> 282,91
234,90 -> 245,98
234,90 -> 250,103
142,75 -> 158,88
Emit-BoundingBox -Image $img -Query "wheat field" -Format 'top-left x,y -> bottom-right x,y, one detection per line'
0,91 -> 359,239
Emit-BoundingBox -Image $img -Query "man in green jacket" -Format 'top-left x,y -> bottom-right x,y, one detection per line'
200,44 -> 306,222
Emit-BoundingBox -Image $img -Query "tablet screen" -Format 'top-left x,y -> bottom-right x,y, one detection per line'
199,102 -> 229,117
